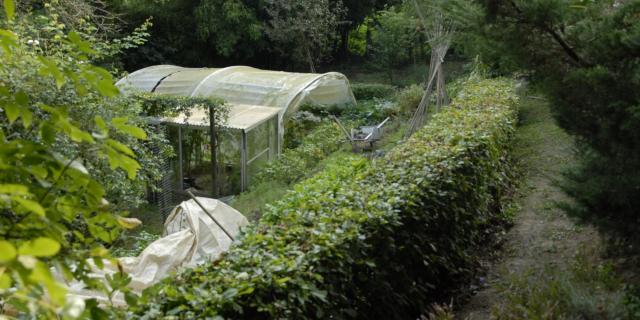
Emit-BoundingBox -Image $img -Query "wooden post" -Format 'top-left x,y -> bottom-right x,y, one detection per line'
240,130 -> 247,192
209,106 -> 218,197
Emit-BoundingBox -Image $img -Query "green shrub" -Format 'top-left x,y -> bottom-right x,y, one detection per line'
300,100 -> 394,124
396,84 -> 424,114
131,77 -> 518,319
351,83 -> 397,100
253,121 -> 346,185
283,111 -> 323,149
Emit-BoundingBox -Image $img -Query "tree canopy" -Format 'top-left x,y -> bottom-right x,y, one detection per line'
459,0 -> 640,244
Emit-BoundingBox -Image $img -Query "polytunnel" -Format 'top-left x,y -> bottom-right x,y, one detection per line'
116,65 -> 357,148
116,65 -> 356,205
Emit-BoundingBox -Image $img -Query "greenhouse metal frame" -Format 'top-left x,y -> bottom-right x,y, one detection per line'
117,65 -> 357,152
116,65 -> 356,207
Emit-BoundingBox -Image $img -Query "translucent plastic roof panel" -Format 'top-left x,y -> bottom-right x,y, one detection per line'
163,104 -> 280,131
115,65 -> 184,93
116,65 -> 356,149
116,65 -> 356,117
154,68 -> 220,96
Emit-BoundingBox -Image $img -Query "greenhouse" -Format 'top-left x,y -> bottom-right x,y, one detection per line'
116,65 -> 356,200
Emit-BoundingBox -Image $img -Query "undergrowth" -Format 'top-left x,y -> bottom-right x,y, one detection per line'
492,248 -> 633,319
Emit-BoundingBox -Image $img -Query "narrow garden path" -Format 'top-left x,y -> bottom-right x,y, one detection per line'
456,95 -> 600,319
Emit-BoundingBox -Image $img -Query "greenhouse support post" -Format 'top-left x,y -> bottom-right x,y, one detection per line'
178,127 -> 183,190
209,106 -> 218,197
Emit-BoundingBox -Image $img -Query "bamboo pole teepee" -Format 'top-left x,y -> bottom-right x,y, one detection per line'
405,4 -> 454,138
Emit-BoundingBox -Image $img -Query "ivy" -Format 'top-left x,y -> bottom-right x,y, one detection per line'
134,93 -> 228,123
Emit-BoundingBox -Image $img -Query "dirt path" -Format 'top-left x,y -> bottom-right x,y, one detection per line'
455,96 -> 600,319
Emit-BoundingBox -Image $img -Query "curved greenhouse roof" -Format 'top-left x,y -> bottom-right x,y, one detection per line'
116,65 -> 357,121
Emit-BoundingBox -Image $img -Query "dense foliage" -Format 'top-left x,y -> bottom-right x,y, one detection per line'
458,0 -> 640,245
129,77 -> 518,318
0,1 -> 152,317
254,121 -> 346,186
110,0 -> 400,70
350,82 -> 397,100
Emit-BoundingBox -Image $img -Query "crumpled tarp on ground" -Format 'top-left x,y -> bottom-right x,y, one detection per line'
62,197 -> 249,305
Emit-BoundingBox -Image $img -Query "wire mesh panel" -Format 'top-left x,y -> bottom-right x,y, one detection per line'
245,117 -> 278,186
154,126 -> 177,220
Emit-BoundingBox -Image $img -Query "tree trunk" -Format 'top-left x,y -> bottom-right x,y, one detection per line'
365,19 -> 372,56
305,44 -> 316,73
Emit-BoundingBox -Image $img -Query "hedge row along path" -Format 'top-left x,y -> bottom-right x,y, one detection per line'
456,95 -> 600,318
128,78 -> 518,318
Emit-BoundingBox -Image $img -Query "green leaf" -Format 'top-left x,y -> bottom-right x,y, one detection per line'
0,272 -> 11,289
67,31 -> 96,54
0,241 -> 17,262
29,261 -> 67,305
106,139 -> 135,157
21,108 -> 32,128
111,118 -> 147,140
95,115 -> 108,134
14,197 -> 45,216
18,237 -> 60,257
37,57 -> 65,88
4,103 -> 19,124
0,184 -> 29,195
222,288 -> 238,300
3,0 -> 14,20
40,121 -> 57,143
96,78 -> 119,97
15,91 -> 28,106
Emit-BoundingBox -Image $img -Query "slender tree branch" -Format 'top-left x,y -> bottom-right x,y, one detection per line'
541,24 -> 590,67
508,0 -> 590,67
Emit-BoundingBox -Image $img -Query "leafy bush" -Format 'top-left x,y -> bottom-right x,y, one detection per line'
396,84 -> 424,114
351,83 -> 397,100
131,77 -> 518,318
300,100 -> 395,124
253,121 -> 346,185
283,111 -> 323,149
0,2 -> 151,317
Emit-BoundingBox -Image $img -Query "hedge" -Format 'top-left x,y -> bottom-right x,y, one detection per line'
350,83 -> 397,100
129,77 -> 518,319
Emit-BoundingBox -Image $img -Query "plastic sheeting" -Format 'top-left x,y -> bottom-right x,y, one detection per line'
116,65 -> 356,118
61,198 -> 249,306
116,65 -> 357,148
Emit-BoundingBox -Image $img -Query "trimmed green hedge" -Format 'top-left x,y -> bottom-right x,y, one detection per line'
351,82 -> 397,100
131,78 -> 518,319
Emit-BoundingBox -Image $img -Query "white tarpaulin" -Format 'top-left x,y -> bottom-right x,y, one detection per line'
62,197 -> 249,305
